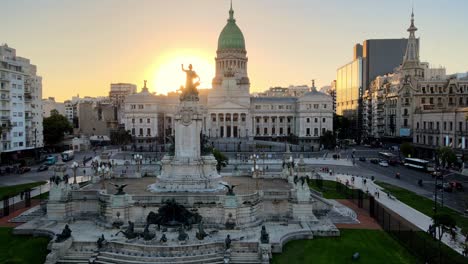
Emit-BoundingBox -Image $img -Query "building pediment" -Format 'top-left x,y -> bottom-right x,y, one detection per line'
208,100 -> 249,110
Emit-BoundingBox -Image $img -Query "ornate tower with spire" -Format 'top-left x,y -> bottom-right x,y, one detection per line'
401,10 -> 424,79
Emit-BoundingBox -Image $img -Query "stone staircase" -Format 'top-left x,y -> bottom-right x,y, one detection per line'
93,250 -> 224,264
9,205 -> 44,223
327,204 -> 358,224
229,243 -> 261,264
56,251 -> 97,264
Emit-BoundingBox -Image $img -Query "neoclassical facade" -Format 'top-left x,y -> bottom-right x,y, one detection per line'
123,5 -> 333,150
362,12 -> 468,156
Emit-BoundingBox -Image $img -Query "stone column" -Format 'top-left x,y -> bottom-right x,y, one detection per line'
231,113 -> 234,138
223,113 -> 227,138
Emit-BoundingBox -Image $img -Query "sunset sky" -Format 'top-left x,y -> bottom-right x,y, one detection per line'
2,0 -> 468,101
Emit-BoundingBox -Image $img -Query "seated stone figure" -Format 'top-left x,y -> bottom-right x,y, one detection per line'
178,226 -> 189,241
55,224 -> 72,243
97,234 -> 106,249
196,221 -> 208,240
142,225 -> 155,241
260,225 -> 269,244
160,233 -> 168,243
225,234 -> 231,250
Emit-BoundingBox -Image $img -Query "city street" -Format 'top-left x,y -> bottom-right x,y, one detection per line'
0,146 -> 466,213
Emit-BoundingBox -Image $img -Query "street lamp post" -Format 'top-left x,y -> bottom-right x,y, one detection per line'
98,164 -> 110,190
250,154 -> 260,190
134,154 -> 143,177
71,161 -> 79,189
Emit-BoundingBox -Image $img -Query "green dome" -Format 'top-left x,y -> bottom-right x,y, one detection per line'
217,7 -> 245,50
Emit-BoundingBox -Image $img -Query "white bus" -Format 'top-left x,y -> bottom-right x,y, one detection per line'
61,150 -> 75,162
403,158 -> 435,172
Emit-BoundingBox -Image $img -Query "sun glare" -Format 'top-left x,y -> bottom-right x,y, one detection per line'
150,50 -> 214,95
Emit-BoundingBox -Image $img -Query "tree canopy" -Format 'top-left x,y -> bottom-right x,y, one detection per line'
212,148 -> 228,172
400,142 -> 415,157
436,146 -> 457,168
43,110 -> 73,145
320,130 -> 336,149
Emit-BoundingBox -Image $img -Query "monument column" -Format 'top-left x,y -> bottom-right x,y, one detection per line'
152,64 -> 223,193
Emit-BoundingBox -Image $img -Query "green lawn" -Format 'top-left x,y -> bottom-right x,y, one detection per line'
376,181 -> 468,234
272,229 -> 418,264
0,181 -> 46,200
0,227 -> 50,264
309,180 -> 348,199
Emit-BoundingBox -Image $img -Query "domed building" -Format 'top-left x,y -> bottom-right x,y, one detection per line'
124,3 -> 333,151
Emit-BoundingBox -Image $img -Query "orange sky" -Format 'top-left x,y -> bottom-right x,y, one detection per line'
2,0 -> 468,101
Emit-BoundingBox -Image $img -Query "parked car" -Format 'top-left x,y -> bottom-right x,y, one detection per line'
19,167 -> 31,174
443,183 -> 453,192
370,158 -> 379,164
358,157 -> 366,162
379,161 -> 389,167
37,165 -> 49,172
449,181 -> 464,191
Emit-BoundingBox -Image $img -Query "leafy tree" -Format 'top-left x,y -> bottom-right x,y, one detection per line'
400,142 -> 415,157
436,146 -> 457,168
320,130 -> 336,149
110,128 -> 132,146
432,214 -> 457,260
333,114 -> 351,139
212,148 -> 228,172
43,110 -> 73,145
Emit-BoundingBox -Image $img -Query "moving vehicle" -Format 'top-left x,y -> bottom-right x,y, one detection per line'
403,158 -> 435,172
379,160 -> 389,167
378,152 -> 399,165
370,158 -> 379,164
45,155 -> 57,165
19,167 -> 31,174
61,150 -> 75,162
449,181 -> 464,191
37,165 -> 49,172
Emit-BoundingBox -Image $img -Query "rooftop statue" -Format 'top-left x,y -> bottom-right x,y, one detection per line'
180,64 -> 200,101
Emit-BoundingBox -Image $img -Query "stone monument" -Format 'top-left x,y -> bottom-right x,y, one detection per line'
149,64 -> 224,192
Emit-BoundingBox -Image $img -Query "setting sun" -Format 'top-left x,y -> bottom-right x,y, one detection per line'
149,50 -> 214,95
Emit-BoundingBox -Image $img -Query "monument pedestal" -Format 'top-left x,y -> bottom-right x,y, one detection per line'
47,160 -> 72,221
149,99 -> 224,193
103,194 -> 134,222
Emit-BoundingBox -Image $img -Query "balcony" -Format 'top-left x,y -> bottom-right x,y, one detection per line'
0,116 -> 10,120
415,129 -> 440,134
0,96 -> 10,101
456,131 -> 468,136
24,94 -> 32,101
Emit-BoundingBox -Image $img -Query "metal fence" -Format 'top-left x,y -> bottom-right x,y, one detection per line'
0,185 -> 46,218
335,181 -> 467,264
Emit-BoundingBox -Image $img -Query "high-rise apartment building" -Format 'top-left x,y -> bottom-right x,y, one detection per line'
0,44 -> 43,155
336,38 -> 409,141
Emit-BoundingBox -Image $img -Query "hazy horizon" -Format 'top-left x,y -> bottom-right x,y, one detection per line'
2,0 -> 468,101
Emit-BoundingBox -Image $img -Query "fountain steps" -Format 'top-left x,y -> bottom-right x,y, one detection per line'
94,251 -> 224,264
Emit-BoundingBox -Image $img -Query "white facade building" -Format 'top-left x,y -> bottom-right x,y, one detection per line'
122,5 -> 333,150
0,44 -> 43,153
42,97 -> 65,118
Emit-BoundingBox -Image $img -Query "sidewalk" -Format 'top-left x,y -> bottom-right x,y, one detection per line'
321,172 -> 466,255
0,199 -> 41,227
